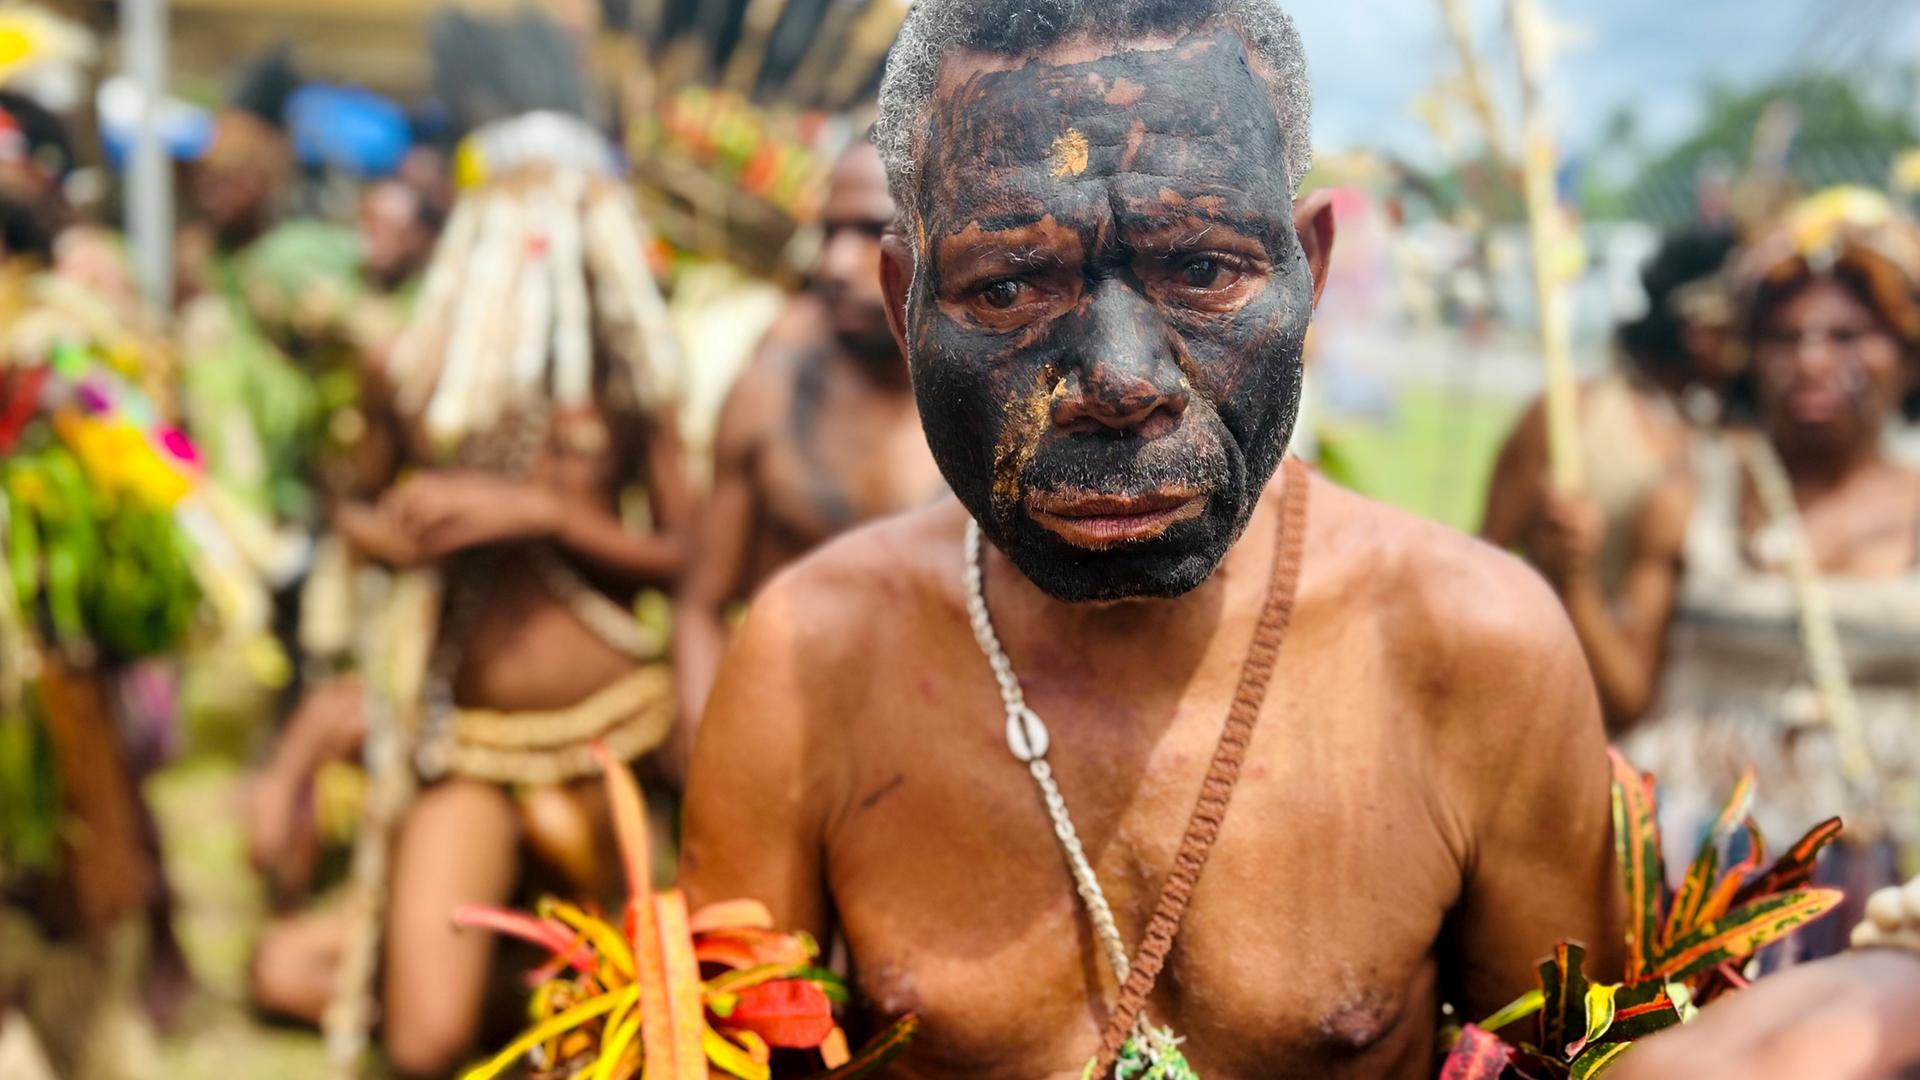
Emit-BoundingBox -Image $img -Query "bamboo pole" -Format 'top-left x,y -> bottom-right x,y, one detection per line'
1436,0 -> 1511,168
721,0 -> 795,98
1434,0 -> 1582,494
1508,0 -> 1583,494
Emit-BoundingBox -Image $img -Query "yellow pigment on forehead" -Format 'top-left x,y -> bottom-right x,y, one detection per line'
1050,129 -> 1091,179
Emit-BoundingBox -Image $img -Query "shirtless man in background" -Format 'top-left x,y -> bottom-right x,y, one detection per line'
680,2 -> 1619,1077
673,141 -> 944,745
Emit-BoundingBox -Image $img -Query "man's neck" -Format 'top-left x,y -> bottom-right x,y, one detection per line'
1776,432 -> 1886,498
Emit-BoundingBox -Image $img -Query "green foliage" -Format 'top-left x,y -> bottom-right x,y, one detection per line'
1620,75 -> 1919,225
1436,751 -> 1845,1078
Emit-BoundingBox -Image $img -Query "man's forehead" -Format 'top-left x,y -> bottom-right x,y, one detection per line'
918,26 -> 1293,230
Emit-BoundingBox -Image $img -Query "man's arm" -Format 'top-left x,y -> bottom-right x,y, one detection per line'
1480,396 -> 1548,549
1440,558 -> 1624,1023
1545,475 -> 1690,731
677,570 -> 839,942
1611,949 -> 1920,1080
671,366 -> 777,779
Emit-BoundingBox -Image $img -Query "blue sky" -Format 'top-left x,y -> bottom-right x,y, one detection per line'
1289,0 -> 1920,164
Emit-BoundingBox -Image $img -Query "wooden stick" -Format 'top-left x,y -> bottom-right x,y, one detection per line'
721,0 -> 794,98
786,0 -> 869,108
825,0 -> 908,109
1508,0 -> 1583,494
1436,0 -> 1512,168
321,570 -> 441,1079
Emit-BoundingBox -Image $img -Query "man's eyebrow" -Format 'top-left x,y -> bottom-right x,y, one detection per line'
942,212 -> 1051,234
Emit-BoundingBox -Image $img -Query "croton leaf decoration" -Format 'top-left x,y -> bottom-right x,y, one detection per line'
455,743 -> 918,1080
1437,750 -> 1845,1079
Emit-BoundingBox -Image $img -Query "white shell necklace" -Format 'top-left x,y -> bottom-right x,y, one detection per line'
963,518 -> 1185,1074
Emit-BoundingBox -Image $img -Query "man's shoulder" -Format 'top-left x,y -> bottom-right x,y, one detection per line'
728,500 -> 970,690
1310,476 -> 1584,686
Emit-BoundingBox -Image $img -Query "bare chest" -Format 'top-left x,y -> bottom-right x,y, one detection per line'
823,653 -> 1462,1079
753,374 -> 944,550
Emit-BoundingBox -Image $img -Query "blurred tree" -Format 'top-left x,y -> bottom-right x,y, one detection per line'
1617,75 -> 1917,226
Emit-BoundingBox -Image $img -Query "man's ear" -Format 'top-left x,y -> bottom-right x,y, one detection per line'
880,231 -> 915,360
1293,189 -> 1337,308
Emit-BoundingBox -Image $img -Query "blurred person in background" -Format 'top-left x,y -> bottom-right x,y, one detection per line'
670,138 -> 944,765
242,11 -> 690,1075
1482,225 -> 1738,622
357,177 -> 438,298
1531,189 -> 1920,963
0,90 -> 74,263
175,44 -> 301,307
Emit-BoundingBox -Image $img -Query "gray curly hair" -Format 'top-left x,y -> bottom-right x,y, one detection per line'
874,0 -> 1313,247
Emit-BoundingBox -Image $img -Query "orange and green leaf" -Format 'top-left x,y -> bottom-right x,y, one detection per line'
1601,980 -> 1681,1043
1696,819 -> 1767,927
1537,942 -> 1590,1055
1661,769 -> 1752,949
1654,887 -> 1844,983
1608,750 -> 1666,982
1727,818 -> 1843,911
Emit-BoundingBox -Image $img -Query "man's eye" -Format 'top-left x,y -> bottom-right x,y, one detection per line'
981,280 -> 1026,309
1178,257 -> 1236,289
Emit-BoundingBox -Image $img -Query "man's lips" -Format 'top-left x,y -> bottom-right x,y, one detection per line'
1026,488 -> 1206,549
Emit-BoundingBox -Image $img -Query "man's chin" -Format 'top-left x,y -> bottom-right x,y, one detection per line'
991,519 -> 1229,604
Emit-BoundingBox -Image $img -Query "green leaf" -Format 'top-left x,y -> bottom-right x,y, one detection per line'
1479,988 -> 1546,1034
1570,1041 -> 1634,1079
1609,750 -> 1666,982
1602,980 -> 1682,1043
1565,983 -> 1618,1059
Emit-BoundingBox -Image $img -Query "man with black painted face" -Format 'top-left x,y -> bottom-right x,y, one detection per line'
680,2 -> 1621,1077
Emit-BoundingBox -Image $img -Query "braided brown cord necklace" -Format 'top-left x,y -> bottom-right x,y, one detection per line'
965,456 -> 1312,1078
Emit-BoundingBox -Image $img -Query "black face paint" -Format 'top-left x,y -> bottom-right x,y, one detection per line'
907,27 -> 1312,602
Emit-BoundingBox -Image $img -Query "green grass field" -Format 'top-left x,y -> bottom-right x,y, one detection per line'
1317,386 -> 1522,535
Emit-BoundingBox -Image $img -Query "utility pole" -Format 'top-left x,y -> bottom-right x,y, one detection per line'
121,0 -> 171,313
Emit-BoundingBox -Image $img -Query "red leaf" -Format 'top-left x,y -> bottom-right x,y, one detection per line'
718,980 -> 836,1049
694,927 -> 814,972
1440,1024 -> 1516,1080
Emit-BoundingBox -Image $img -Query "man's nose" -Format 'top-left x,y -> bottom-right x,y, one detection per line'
1052,285 -> 1189,436
818,228 -> 866,289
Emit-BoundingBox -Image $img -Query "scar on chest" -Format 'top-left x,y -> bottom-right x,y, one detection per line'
857,773 -> 907,813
